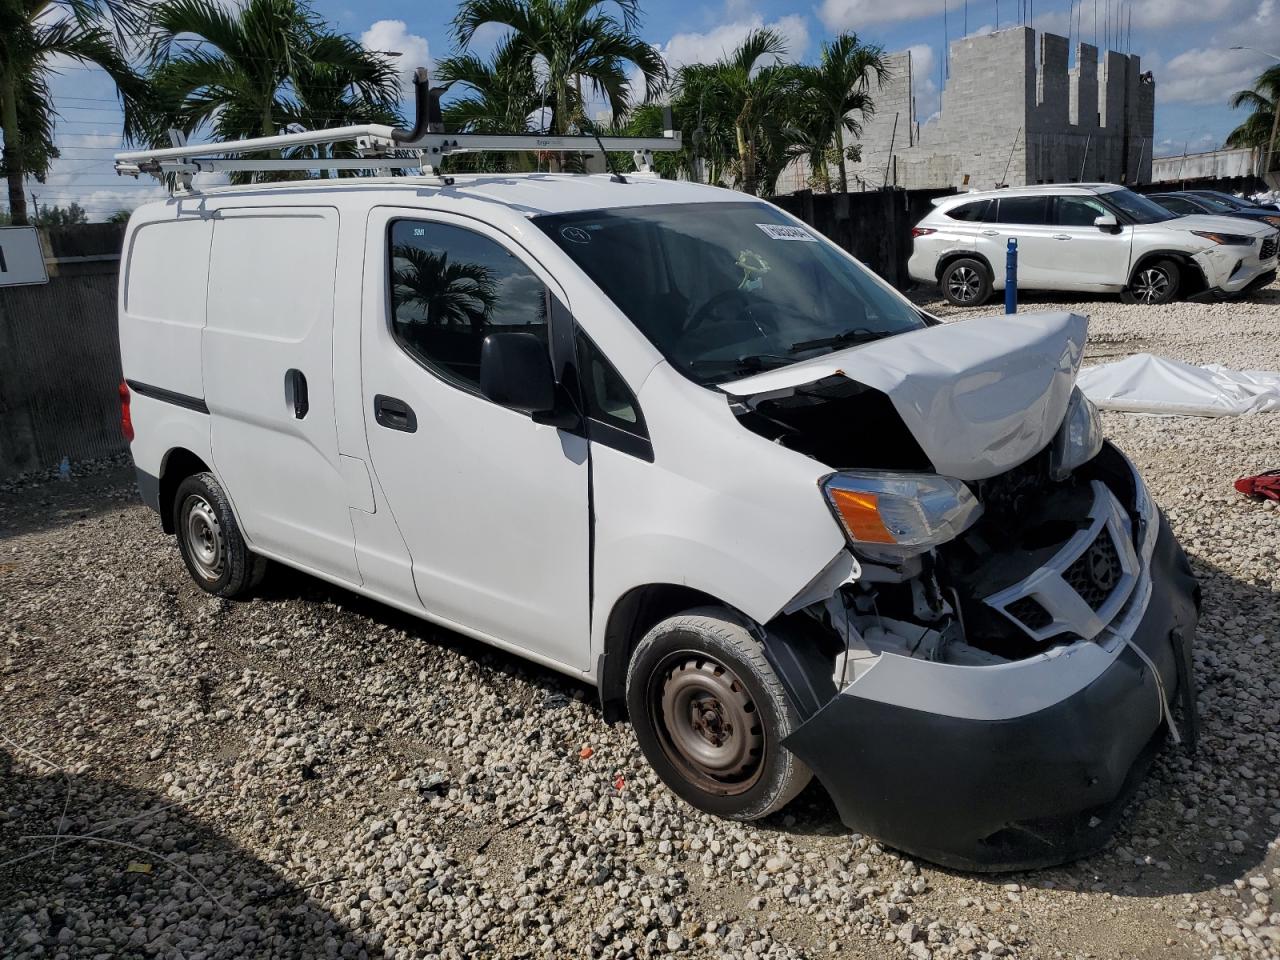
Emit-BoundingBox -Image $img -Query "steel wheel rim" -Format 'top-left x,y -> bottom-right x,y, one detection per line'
948,266 -> 980,303
650,651 -> 765,796
1133,268 -> 1169,304
183,494 -> 225,581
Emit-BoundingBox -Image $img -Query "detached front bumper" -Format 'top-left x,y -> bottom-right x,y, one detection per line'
781,513 -> 1200,872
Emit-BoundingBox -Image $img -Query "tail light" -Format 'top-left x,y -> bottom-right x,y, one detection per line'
119,380 -> 134,442
912,227 -> 937,237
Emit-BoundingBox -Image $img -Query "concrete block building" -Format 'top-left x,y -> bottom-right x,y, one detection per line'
779,26 -> 1154,193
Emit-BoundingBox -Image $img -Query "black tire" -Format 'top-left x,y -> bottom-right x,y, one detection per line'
172,472 -> 267,598
626,608 -> 811,821
940,258 -> 993,306
1126,258 -> 1181,305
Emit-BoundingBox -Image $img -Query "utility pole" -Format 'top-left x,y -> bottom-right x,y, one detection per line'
1231,47 -> 1280,184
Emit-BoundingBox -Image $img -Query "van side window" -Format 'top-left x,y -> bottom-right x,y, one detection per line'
389,219 -> 549,391
576,332 -> 644,433
995,197 -> 1050,225
575,331 -> 652,461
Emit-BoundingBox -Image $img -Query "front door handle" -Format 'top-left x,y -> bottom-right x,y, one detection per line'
286,369 -> 309,419
981,229 -> 1000,236
374,394 -> 417,433
1052,234 -> 1072,240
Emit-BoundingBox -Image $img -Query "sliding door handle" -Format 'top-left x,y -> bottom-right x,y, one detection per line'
286,369 -> 309,419
374,394 -> 417,433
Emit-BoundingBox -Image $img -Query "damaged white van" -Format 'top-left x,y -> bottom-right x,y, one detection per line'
116,106 -> 1199,871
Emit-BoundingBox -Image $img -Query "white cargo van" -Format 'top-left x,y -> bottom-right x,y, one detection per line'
115,100 -> 1200,871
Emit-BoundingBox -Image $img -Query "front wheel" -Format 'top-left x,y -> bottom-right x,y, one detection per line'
1126,259 -> 1181,305
626,609 -> 811,821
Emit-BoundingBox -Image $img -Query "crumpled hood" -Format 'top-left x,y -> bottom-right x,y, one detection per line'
720,311 -> 1088,482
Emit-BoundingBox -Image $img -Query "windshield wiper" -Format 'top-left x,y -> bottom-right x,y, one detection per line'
690,354 -> 794,378
789,327 -> 885,354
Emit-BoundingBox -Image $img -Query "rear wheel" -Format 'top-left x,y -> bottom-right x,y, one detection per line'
173,472 -> 266,598
940,258 -> 992,306
1127,259 -> 1181,305
626,609 -> 811,821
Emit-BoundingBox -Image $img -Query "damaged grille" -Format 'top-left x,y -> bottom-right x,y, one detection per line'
1006,596 -> 1053,631
983,481 -> 1140,645
1262,234 -> 1278,261
1062,528 -> 1123,611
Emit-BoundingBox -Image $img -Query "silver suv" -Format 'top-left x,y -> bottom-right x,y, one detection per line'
909,183 -> 1279,306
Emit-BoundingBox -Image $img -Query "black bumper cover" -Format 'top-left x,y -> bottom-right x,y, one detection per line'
782,515 -> 1199,872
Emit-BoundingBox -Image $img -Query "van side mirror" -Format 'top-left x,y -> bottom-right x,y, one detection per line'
480,332 -> 556,415
1094,213 -> 1118,230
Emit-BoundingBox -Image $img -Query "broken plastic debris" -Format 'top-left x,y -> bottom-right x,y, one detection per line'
614,775 -> 626,792
578,746 -> 594,760
125,862 -> 152,874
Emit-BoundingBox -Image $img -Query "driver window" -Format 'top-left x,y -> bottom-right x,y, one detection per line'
1055,196 -> 1111,227
389,219 -> 549,391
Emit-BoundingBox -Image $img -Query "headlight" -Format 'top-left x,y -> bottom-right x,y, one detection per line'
1049,387 -> 1104,481
1190,230 -> 1255,247
822,471 -> 982,556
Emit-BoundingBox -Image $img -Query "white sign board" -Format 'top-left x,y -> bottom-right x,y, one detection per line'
0,227 -> 49,287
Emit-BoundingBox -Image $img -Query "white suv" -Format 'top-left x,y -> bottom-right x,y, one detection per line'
909,183 -> 1280,306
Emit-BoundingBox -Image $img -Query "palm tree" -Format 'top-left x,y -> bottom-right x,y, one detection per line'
0,0 -> 145,225
451,0 -> 666,139
793,32 -> 887,194
1226,65 -> 1280,173
436,37 -> 540,172
392,245 -> 498,330
672,29 -> 801,196
146,0 -> 395,154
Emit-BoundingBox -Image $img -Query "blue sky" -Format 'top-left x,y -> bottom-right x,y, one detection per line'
34,0 -> 1280,219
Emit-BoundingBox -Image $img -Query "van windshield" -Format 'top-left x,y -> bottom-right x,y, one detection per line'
535,202 -> 928,385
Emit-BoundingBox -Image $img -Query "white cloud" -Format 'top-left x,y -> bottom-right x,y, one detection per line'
818,0 -> 942,32
1158,44 -> 1275,104
1129,0 -> 1257,29
658,13 -> 810,68
905,43 -> 940,121
360,20 -> 431,93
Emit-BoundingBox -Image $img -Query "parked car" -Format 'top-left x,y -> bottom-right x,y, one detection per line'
1150,191 -> 1280,229
1186,188 -> 1280,213
117,125 -> 1202,871
909,183 -> 1279,306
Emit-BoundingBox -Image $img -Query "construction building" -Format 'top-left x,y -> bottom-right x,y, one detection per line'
779,25 -> 1155,194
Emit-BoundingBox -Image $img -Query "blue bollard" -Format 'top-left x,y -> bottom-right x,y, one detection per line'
1005,238 -> 1018,315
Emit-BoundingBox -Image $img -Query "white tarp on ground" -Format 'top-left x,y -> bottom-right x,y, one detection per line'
1077,353 -> 1280,417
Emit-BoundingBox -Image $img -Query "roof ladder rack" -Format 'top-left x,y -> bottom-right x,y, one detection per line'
115,67 -> 681,190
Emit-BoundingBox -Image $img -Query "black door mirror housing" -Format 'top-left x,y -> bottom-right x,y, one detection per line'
480,332 -> 557,415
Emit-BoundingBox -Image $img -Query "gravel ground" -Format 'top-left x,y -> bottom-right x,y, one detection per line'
2,282 -> 1279,960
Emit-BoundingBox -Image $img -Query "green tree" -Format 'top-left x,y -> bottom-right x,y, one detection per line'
671,29 -> 801,196
0,0 -> 146,225
33,201 -> 88,225
145,0 -> 398,164
437,38 -> 541,172
106,208 -> 132,222
1226,65 -> 1280,173
392,244 -> 497,331
792,32 -> 886,194
451,0 -> 666,140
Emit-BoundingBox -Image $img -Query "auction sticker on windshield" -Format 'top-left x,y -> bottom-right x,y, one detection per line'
756,223 -> 818,242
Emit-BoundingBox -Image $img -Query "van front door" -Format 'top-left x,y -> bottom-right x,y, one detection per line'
359,209 -> 590,673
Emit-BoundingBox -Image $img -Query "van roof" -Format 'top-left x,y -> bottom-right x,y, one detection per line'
130,173 -> 749,218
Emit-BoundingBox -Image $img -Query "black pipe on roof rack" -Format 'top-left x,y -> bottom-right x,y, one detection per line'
392,68 -> 444,144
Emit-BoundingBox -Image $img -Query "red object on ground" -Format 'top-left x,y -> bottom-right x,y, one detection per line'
614,775 -> 625,792
578,746 -> 593,759
1234,471 -> 1280,501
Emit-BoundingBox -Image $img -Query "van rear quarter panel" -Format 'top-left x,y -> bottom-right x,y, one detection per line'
119,216 -> 212,398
